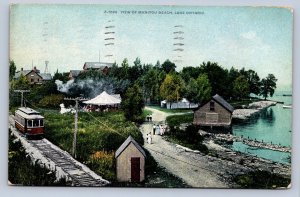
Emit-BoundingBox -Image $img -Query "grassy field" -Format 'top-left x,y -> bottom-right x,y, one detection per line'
43,110 -> 142,181
146,105 -> 193,113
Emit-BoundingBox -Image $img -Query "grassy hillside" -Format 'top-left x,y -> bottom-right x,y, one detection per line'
43,111 -> 142,181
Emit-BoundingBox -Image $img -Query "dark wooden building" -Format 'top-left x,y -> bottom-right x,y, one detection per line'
193,94 -> 234,127
115,136 -> 146,182
14,67 -> 52,85
83,62 -> 113,75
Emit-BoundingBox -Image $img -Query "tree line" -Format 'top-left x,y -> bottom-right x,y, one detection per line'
9,58 -> 277,122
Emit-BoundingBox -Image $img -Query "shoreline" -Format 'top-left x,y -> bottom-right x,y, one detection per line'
232,100 -> 277,120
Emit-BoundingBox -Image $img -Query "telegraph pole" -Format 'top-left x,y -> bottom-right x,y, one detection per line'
14,90 -> 30,107
64,97 -> 88,158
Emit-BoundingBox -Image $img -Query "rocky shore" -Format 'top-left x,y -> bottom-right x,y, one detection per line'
214,133 -> 291,153
232,101 -> 277,120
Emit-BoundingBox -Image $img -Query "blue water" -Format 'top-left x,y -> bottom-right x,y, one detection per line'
231,91 -> 292,164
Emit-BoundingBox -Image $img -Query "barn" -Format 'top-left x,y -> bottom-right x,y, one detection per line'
115,136 -> 146,182
193,94 -> 234,127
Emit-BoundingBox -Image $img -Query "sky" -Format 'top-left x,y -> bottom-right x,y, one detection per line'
10,5 -> 293,89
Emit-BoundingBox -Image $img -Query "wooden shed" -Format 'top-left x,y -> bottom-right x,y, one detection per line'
115,136 -> 146,182
193,94 -> 234,127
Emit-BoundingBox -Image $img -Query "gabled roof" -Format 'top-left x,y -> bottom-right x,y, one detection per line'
212,94 -> 234,113
115,136 -> 146,158
69,70 -> 82,77
14,70 -> 31,79
39,73 -> 52,80
83,62 -> 113,70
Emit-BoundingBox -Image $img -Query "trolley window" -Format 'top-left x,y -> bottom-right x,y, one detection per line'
40,119 -> 44,127
33,120 -> 39,127
27,120 -> 33,127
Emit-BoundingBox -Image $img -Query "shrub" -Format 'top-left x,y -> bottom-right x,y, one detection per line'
234,170 -> 291,188
87,151 -> 116,181
38,94 -> 64,109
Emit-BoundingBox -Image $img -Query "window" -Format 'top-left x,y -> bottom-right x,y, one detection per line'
40,119 -> 44,127
33,120 -> 39,127
31,78 -> 34,82
27,120 -> 33,127
210,101 -> 215,111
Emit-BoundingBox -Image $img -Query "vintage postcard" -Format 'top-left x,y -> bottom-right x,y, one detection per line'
9,4 -> 292,188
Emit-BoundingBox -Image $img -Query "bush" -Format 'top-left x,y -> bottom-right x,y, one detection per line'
38,94 -> 64,109
234,170 -> 291,188
87,151 -> 116,181
166,114 -> 193,127
167,125 -> 208,154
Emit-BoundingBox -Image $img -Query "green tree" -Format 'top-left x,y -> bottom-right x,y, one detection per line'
160,73 -> 185,108
180,66 -> 201,83
143,68 -> 159,103
161,59 -> 176,74
199,61 -> 230,98
9,60 -> 16,81
233,75 -> 250,99
12,74 -> 30,90
121,84 -> 145,123
186,74 -> 211,104
260,74 -> 277,100
245,69 -> 261,96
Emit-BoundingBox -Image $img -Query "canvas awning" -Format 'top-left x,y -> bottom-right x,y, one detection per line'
83,91 -> 121,106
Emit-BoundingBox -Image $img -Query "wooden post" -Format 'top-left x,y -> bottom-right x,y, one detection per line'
64,97 -> 88,158
14,90 -> 30,107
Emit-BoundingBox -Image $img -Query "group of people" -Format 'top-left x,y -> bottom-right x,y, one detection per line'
153,124 -> 166,135
145,124 -> 167,144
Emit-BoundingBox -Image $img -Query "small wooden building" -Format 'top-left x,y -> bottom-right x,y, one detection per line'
115,136 -> 146,182
193,94 -> 234,127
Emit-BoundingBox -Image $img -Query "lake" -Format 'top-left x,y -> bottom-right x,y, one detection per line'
231,91 -> 292,164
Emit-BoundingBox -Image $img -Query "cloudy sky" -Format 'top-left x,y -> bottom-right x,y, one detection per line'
10,5 -> 292,89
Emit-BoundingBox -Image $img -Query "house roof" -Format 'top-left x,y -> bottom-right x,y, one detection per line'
83,62 -> 113,70
39,73 -> 52,80
69,70 -> 82,77
115,136 -> 146,158
212,94 -> 234,113
14,70 -> 31,79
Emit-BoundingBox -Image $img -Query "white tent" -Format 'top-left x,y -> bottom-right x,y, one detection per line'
83,91 -> 121,106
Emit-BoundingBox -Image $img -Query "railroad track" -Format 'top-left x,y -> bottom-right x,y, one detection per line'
29,140 -> 107,186
9,115 -> 109,187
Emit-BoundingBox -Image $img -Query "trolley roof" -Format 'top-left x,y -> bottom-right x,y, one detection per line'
16,107 -> 44,119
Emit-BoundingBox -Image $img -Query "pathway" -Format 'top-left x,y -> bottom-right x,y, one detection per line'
141,107 -> 229,188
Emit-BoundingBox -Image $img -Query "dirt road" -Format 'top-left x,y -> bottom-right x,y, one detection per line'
141,107 -> 229,188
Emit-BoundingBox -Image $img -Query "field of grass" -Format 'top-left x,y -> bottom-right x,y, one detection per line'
43,110 -> 142,181
146,105 -> 193,113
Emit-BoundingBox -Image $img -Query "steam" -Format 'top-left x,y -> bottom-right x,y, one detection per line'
55,78 -> 129,98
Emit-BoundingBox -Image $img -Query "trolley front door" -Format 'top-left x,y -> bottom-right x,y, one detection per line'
131,157 -> 140,182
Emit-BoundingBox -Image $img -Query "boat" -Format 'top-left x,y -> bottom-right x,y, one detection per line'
282,105 -> 292,109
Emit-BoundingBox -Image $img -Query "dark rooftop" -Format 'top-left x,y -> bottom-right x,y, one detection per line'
212,94 -> 234,113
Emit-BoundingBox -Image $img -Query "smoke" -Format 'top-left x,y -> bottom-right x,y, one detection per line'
55,78 -> 129,98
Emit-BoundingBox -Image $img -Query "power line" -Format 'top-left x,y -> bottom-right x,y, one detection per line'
14,90 -> 30,107
64,97 -> 88,158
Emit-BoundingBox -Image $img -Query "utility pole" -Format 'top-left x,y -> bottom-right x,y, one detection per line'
14,90 -> 30,107
64,97 -> 88,158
